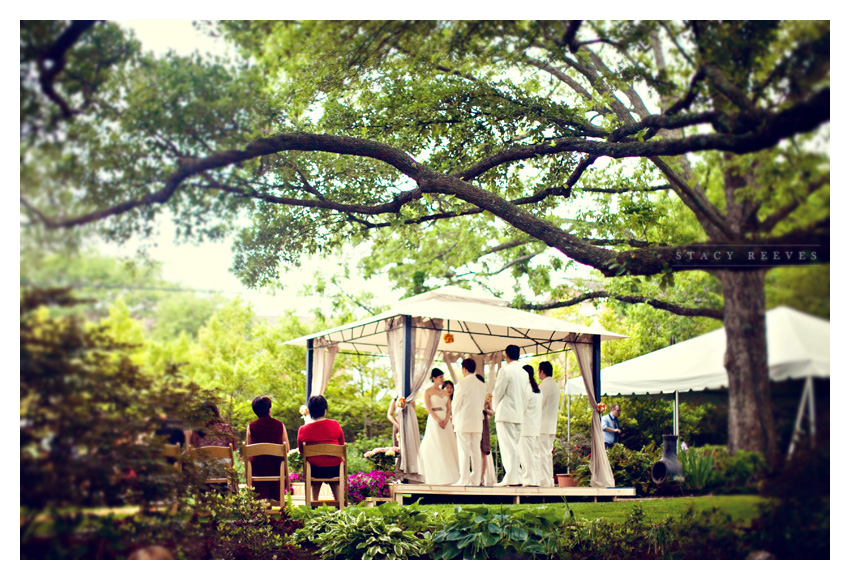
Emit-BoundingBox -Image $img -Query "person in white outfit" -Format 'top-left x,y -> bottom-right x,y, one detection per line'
519,364 -> 543,486
492,345 -> 527,487
537,361 -> 560,487
452,358 -> 488,486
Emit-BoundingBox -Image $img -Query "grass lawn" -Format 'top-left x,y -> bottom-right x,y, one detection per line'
393,495 -> 766,525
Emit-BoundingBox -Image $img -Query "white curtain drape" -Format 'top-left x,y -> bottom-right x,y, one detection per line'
386,316 -> 443,482
441,351 -> 502,393
442,351 -> 462,384
573,342 -> 615,488
311,337 -> 340,397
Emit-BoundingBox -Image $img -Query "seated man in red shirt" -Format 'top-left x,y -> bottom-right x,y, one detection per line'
297,395 -> 345,504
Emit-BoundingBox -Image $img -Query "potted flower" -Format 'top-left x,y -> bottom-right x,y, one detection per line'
552,434 -> 591,487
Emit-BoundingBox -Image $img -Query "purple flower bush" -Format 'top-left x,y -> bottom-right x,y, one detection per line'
347,471 -> 395,503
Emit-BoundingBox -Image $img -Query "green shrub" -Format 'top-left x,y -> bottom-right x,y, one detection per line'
680,447 -> 716,491
430,504 -> 566,559
665,506 -> 750,559
346,436 -> 390,475
293,506 -> 427,559
689,445 -> 767,493
572,443 -> 657,495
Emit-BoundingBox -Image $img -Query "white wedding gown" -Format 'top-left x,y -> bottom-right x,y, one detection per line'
420,392 -> 460,485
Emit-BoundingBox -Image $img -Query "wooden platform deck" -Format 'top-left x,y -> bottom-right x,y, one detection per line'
388,483 -> 636,505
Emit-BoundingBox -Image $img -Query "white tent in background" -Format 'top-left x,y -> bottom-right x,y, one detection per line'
566,306 -> 829,455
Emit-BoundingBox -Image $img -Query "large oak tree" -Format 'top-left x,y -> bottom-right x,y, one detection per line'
20,20 -> 829,459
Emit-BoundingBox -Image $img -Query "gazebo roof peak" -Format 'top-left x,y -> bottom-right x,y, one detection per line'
398,285 -> 509,308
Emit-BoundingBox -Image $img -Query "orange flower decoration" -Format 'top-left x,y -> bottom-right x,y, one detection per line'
397,397 -> 406,409
596,402 -> 607,414
443,333 -> 455,344
299,405 -> 309,416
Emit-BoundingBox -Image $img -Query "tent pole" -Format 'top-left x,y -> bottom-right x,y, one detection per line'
674,391 -> 679,437
592,335 -> 601,404
403,315 -> 412,399
305,338 -> 314,405
787,378 -> 812,459
565,349 -> 570,473
806,376 -> 816,449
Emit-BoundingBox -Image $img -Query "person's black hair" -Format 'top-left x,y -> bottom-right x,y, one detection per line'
523,364 -> 540,394
462,358 -> 476,374
252,395 -> 272,418
431,368 -> 444,379
538,361 -> 553,378
442,380 -> 454,400
307,395 -> 328,419
475,373 -> 485,383
505,344 -> 520,361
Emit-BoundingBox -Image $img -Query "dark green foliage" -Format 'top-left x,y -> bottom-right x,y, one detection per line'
663,506 -> 750,559
21,490 -> 312,560
749,443 -> 829,559
703,445 -> 767,494
20,288 -> 205,523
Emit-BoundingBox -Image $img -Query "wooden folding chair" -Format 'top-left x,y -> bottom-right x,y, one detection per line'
243,442 -> 289,509
302,443 -> 347,510
142,443 -> 184,515
189,445 -> 237,494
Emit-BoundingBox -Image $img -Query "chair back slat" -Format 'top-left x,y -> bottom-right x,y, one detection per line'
302,444 -> 345,458
243,443 -> 287,459
190,446 -> 234,461
162,443 -> 181,459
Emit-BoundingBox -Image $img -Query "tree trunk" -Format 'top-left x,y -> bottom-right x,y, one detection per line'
715,269 -> 777,460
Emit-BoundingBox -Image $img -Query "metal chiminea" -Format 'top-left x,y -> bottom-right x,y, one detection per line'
651,434 -> 685,485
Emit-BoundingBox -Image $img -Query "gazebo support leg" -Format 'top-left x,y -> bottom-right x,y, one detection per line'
305,338 -> 314,405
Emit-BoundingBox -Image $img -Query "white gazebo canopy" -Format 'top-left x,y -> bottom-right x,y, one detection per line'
566,306 -> 829,396
285,285 -> 625,357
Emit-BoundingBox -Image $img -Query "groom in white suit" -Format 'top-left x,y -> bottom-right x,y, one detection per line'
537,361 -> 560,487
492,344 -> 528,486
452,358 -> 487,486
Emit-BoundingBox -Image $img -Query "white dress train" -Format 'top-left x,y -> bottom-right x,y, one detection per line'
420,392 -> 460,485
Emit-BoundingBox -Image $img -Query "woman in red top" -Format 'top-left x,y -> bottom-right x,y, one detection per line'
297,395 -> 345,505
246,395 -> 290,501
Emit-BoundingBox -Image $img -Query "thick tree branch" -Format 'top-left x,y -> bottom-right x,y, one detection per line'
37,20 -> 100,119
522,291 -> 724,319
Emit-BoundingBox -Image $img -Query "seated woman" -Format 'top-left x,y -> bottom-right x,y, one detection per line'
246,395 -> 290,501
190,403 -> 236,449
297,395 -> 345,504
189,402 -> 236,493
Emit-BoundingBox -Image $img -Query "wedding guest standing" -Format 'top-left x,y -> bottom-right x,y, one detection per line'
492,345 -> 527,487
537,361 -> 560,487
479,375 -> 497,486
519,365 -> 542,487
452,359 -> 487,486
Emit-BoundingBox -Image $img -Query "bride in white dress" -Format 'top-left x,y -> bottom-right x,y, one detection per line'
420,370 -> 460,485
